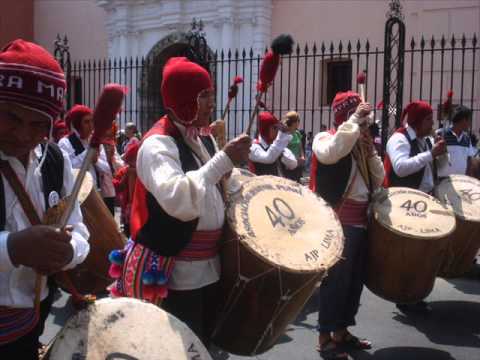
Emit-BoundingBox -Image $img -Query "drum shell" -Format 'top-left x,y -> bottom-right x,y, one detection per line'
213,226 -> 323,355
57,187 -> 126,294
366,216 -> 449,304
439,217 -> 480,278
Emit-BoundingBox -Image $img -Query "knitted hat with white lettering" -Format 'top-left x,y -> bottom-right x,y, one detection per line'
0,39 -> 66,120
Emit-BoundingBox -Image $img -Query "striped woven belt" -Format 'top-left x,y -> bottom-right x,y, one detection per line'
176,229 -> 223,261
0,306 -> 38,346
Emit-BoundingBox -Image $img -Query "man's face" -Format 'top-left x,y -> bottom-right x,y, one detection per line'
0,103 -> 50,158
456,117 -> 471,133
415,114 -> 434,137
79,114 -> 94,139
193,89 -> 215,128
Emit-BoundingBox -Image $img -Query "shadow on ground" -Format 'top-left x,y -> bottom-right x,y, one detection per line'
350,346 -> 455,360
392,300 -> 480,348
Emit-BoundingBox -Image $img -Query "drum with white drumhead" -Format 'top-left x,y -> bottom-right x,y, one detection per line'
367,187 -> 456,303
213,176 -> 343,355
435,175 -> 480,277
47,298 -> 212,360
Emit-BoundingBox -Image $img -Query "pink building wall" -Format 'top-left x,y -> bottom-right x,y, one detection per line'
0,0 -> 34,47
34,0 -> 108,61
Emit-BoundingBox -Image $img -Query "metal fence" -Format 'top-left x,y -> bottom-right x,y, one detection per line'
60,32 -> 479,139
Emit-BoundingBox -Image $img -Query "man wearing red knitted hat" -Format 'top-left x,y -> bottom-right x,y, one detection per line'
248,111 -> 297,176
310,91 -> 384,359
0,39 -> 89,359
384,100 -> 447,314
111,57 -> 251,345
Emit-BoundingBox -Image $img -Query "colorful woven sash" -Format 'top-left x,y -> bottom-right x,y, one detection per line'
176,229 -> 223,261
0,306 -> 38,346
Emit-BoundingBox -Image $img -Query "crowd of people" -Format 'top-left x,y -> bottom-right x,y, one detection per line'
0,39 -> 479,360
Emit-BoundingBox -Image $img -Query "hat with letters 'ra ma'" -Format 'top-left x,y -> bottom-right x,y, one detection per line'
0,39 -> 66,120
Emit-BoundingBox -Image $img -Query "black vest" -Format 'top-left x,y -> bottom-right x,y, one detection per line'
314,154 -> 352,207
0,144 -> 64,230
388,131 -> 437,189
251,142 -> 281,176
135,135 -> 218,256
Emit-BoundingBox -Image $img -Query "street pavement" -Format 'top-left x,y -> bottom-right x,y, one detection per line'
42,265 -> 480,360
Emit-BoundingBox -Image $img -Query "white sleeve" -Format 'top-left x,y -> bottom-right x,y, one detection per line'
248,132 -> 292,164
60,152 -> 90,270
0,231 -> 15,272
386,133 -> 433,178
137,135 -> 233,222
94,146 -> 112,174
312,121 -> 360,165
281,148 -> 298,170
112,150 -> 125,171
58,137 -> 87,170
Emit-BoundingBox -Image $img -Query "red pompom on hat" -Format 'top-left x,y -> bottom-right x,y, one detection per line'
161,57 -> 212,125
332,91 -> 361,126
401,101 -> 433,127
65,104 -> 92,131
0,39 -> 66,120
258,111 -> 279,144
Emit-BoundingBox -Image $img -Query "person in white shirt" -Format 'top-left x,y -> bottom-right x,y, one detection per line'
385,100 -> 447,193
59,105 -> 112,208
385,100 -> 447,314
109,57 -> 251,345
101,123 -> 124,215
437,105 -> 476,178
311,91 -> 383,359
0,39 -> 89,359
248,111 -> 297,176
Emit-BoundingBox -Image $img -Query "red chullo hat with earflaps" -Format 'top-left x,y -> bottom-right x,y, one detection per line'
0,39 -> 66,120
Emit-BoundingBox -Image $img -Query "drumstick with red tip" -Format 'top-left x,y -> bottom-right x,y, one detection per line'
34,84 -> 126,313
214,76 -> 243,149
221,76 -> 243,121
246,34 -> 294,136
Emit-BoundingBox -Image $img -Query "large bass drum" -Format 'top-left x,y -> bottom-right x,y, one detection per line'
46,298 -> 212,360
213,176 -> 344,355
435,175 -> 480,277
367,187 -> 456,303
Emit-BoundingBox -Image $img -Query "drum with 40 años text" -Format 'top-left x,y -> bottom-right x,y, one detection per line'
213,176 -> 344,355
366,187 -> 456,304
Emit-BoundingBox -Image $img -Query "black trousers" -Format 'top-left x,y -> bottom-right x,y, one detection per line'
162,282 -> 219,346
0,283 -> 55,360
317,225 -> 367,332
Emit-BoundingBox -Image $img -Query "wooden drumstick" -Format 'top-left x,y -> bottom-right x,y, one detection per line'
356,71 -> 372,191
33,84 -> 126,312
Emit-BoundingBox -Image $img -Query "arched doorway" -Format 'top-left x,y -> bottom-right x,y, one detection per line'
140,28 -> 215,131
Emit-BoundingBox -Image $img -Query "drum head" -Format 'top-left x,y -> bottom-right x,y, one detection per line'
227,175 -> 343,273
49,298 -> 212,360
226,167 -> 255,195
435,175 -> 480,222
373,187 -> 456,239
72,169 -> 94,205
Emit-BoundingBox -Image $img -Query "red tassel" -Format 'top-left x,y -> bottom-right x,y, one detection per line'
110,282 -> 123,297
357,71 -> 366,85
233,76 -> 243,85
108,263 -> 122,279
142,285 -> 156,302
90,83 -> 127,148
257,51 -> 280,94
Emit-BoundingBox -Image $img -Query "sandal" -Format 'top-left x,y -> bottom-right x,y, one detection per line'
316,339 -> 349,359
339,333 -> 372,350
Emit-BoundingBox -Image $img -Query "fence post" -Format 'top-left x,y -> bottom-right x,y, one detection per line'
381,0 -> 405,158
54,34 -> 72,113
